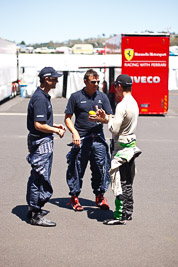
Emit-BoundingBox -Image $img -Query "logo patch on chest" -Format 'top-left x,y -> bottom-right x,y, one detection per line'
36,115 -> 44,118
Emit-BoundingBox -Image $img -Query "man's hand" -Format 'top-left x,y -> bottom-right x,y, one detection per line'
96,108 -> 106,120
64,114 -> 81,146
88,112 -> 98,122
88,107 -> 109,123
57,129 -> 65,138
53,123 -> 66,138
72,131 -> 81,147
53,123 -> 66,131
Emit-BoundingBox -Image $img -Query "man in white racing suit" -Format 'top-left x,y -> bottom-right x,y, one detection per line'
97,74 -> 141,225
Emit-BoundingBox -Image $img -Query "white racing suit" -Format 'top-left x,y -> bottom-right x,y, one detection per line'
110,140 -> 141,220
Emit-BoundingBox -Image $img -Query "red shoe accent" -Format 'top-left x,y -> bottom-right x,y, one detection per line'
70,196 -> 83,211
96,194 -> 110,210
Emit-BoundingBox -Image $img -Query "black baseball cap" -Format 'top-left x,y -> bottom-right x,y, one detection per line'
38,67 -> 63,78
114,74 -> 132,87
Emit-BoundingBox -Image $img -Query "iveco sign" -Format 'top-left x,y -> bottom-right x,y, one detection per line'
131,76 -> 160,83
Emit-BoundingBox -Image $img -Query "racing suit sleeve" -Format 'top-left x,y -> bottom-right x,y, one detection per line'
108,102 -> 125,135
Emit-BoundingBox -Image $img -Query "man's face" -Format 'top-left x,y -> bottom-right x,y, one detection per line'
85,75 -> 100,93
115,83 -> 122,97
46,77 -> 58,89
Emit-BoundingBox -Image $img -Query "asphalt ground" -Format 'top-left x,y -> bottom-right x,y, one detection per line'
0,91 -> 178,267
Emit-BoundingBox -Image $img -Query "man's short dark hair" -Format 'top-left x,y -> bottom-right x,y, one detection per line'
122,85 -> 132,92
84,69 -> 98,81
39,77 -> 45,83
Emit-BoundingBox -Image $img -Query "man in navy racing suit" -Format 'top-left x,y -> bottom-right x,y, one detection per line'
26,67 -> 66,227
64,69 -> 113,211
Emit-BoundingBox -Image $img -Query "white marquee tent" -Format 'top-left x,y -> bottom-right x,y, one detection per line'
19,54 -> 178,98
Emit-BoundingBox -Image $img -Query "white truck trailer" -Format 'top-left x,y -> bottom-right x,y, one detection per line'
0,37 -> 20,102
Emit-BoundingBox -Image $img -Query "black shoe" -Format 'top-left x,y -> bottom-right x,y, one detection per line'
27,207 -> 49,219
30,212 -> 56,227
103,218 -> 126,225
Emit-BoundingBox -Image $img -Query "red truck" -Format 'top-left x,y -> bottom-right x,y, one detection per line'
121,33 -> 170,115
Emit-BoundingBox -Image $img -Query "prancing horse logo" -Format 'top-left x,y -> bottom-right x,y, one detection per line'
124,49 -> 134,61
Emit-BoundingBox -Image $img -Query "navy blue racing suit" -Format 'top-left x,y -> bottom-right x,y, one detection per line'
65,88 -> 113,197
26,87 -> 54,211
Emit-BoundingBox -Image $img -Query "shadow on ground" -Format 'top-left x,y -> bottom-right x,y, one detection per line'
11,205 -> 29,223
49,197 -> 114,222
11,198 -> 114,223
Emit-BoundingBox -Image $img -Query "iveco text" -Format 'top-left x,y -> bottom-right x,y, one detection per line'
131,76 -> 160,83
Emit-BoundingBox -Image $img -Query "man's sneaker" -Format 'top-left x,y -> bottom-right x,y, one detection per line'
103,218 -> 126,225
70,196 -> 83,211
30,212 -> 56,227
27,206 -> 49,219
96,194 -> 110,210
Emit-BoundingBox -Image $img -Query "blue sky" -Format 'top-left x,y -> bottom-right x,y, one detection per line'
1,0 -> 178,45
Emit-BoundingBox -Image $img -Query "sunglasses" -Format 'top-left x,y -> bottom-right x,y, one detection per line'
48,77 -> 58,81
90,80 -> 100,84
